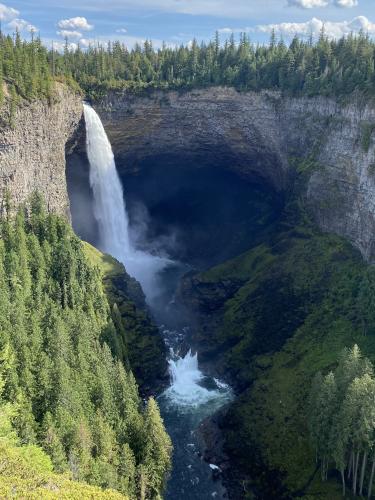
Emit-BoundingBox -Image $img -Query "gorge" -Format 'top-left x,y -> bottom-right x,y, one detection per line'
2,83 -> 375,499
83,101 -> 234,499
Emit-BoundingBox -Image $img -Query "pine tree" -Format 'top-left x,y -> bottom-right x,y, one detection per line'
142,397 -> 172,497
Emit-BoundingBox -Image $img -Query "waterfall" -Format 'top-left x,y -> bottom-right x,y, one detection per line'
83,103 -> 231,413
83,103 -> 169,301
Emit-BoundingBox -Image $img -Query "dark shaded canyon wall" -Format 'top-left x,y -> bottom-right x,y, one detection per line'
94,87 -> 375,262
95,88 -> 289,191
0,83 -> 83,217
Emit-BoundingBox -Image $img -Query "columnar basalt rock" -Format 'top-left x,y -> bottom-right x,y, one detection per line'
95,87 -> 375,262
0,83 -> 83,217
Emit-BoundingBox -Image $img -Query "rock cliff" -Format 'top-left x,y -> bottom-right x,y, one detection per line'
95,87 -> 375,262
0,83 -> 82,217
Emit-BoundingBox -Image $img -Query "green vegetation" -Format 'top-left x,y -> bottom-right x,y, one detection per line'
2,29 -> 375,104
0,366 -> 126,498
190,216 -> 375,498
309,345 -> 375,497
0,31 -> 53,105
0,194 -> 171,498
82,242 -> 167,391
53,30 -> 375,100
361,122 -> 375,152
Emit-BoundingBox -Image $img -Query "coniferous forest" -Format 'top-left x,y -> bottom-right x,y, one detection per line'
309,345 -> 375,498
0,194 -> 171,498
1,29 -> 375,102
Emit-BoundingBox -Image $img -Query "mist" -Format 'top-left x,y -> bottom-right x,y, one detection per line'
79,103 -> 173,305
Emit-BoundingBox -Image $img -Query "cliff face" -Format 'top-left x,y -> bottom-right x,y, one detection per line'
2,85 -> 375,261
0,84 -> 82,217
95,87 -> 375,262
83,242 -> 168,393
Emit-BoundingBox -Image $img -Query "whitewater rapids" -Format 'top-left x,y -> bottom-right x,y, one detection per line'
163,349 -> 232,409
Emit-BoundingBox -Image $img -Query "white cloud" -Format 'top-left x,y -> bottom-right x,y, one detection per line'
57,29 -> 82,39
288,0 -> 328,8
51,40 -> 79,52
49,33 -> 168,52
256,15 -> 375,39
218,27 -> 236,33
79,38 -> 92,47
7,18 -> 37,32
57,16 -> 93,31
288,0 -> 358,7
116,28 -> 127,33
218,26 -> 254,34
0,3 -> 18,21
335,0 -> 358,6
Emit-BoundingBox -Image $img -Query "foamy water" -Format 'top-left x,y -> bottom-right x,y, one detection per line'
162,349 -> 232,409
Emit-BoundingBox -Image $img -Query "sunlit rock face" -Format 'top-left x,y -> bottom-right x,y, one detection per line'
94,87 -> 375,262
0,84 -> 82,217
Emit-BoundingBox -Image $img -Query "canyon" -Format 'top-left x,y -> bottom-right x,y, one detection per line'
2,85 -> 375,498
2,86 -> 375,262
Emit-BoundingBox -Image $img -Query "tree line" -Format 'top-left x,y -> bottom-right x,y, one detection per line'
0,31 -> 53,104
55,29 -> 375,100
309,345 -> 375,498
0,193 -> 172,498
1,29 -> 375,103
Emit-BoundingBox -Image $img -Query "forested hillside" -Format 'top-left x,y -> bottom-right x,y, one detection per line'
0,389 -> 126,498
0,194 -> 171,498
57,30 -> 375,99
309,345 -> 375,498
1,28 -> 375,102
188,215 -> 375,498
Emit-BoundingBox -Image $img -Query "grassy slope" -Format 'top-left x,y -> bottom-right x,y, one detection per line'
82,242 -> 125,278
192,225 -> 375,498
0,440 -> 126,499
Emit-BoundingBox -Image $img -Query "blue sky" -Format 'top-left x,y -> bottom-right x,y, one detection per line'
1,0 -> 375,49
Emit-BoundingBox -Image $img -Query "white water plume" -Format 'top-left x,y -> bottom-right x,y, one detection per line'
165,349 -> 231,408
83,103 -> 170,302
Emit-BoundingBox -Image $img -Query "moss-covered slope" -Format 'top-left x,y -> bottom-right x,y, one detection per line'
83,242 -> 167,392
182,224 -> 375,498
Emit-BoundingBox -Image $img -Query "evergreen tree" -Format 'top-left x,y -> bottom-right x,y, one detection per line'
0,199 -> 171,498
141,397 -> 172,498
309,345 -> 375,497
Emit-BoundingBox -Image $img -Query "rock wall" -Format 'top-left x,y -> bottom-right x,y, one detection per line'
95,87 -> 375,262
0,84 -> 82,217
95,88 -> 289,191
2,84 -> 374,262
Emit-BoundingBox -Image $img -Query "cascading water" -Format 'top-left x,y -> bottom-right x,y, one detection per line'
83,103 -> 168,302
83,103 -> 232,499
165,349 -> 230,408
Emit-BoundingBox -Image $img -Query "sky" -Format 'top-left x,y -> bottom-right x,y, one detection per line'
1,0 -> 375,50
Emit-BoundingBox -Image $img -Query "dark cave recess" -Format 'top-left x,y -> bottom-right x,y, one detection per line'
66,148 -> 284,269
